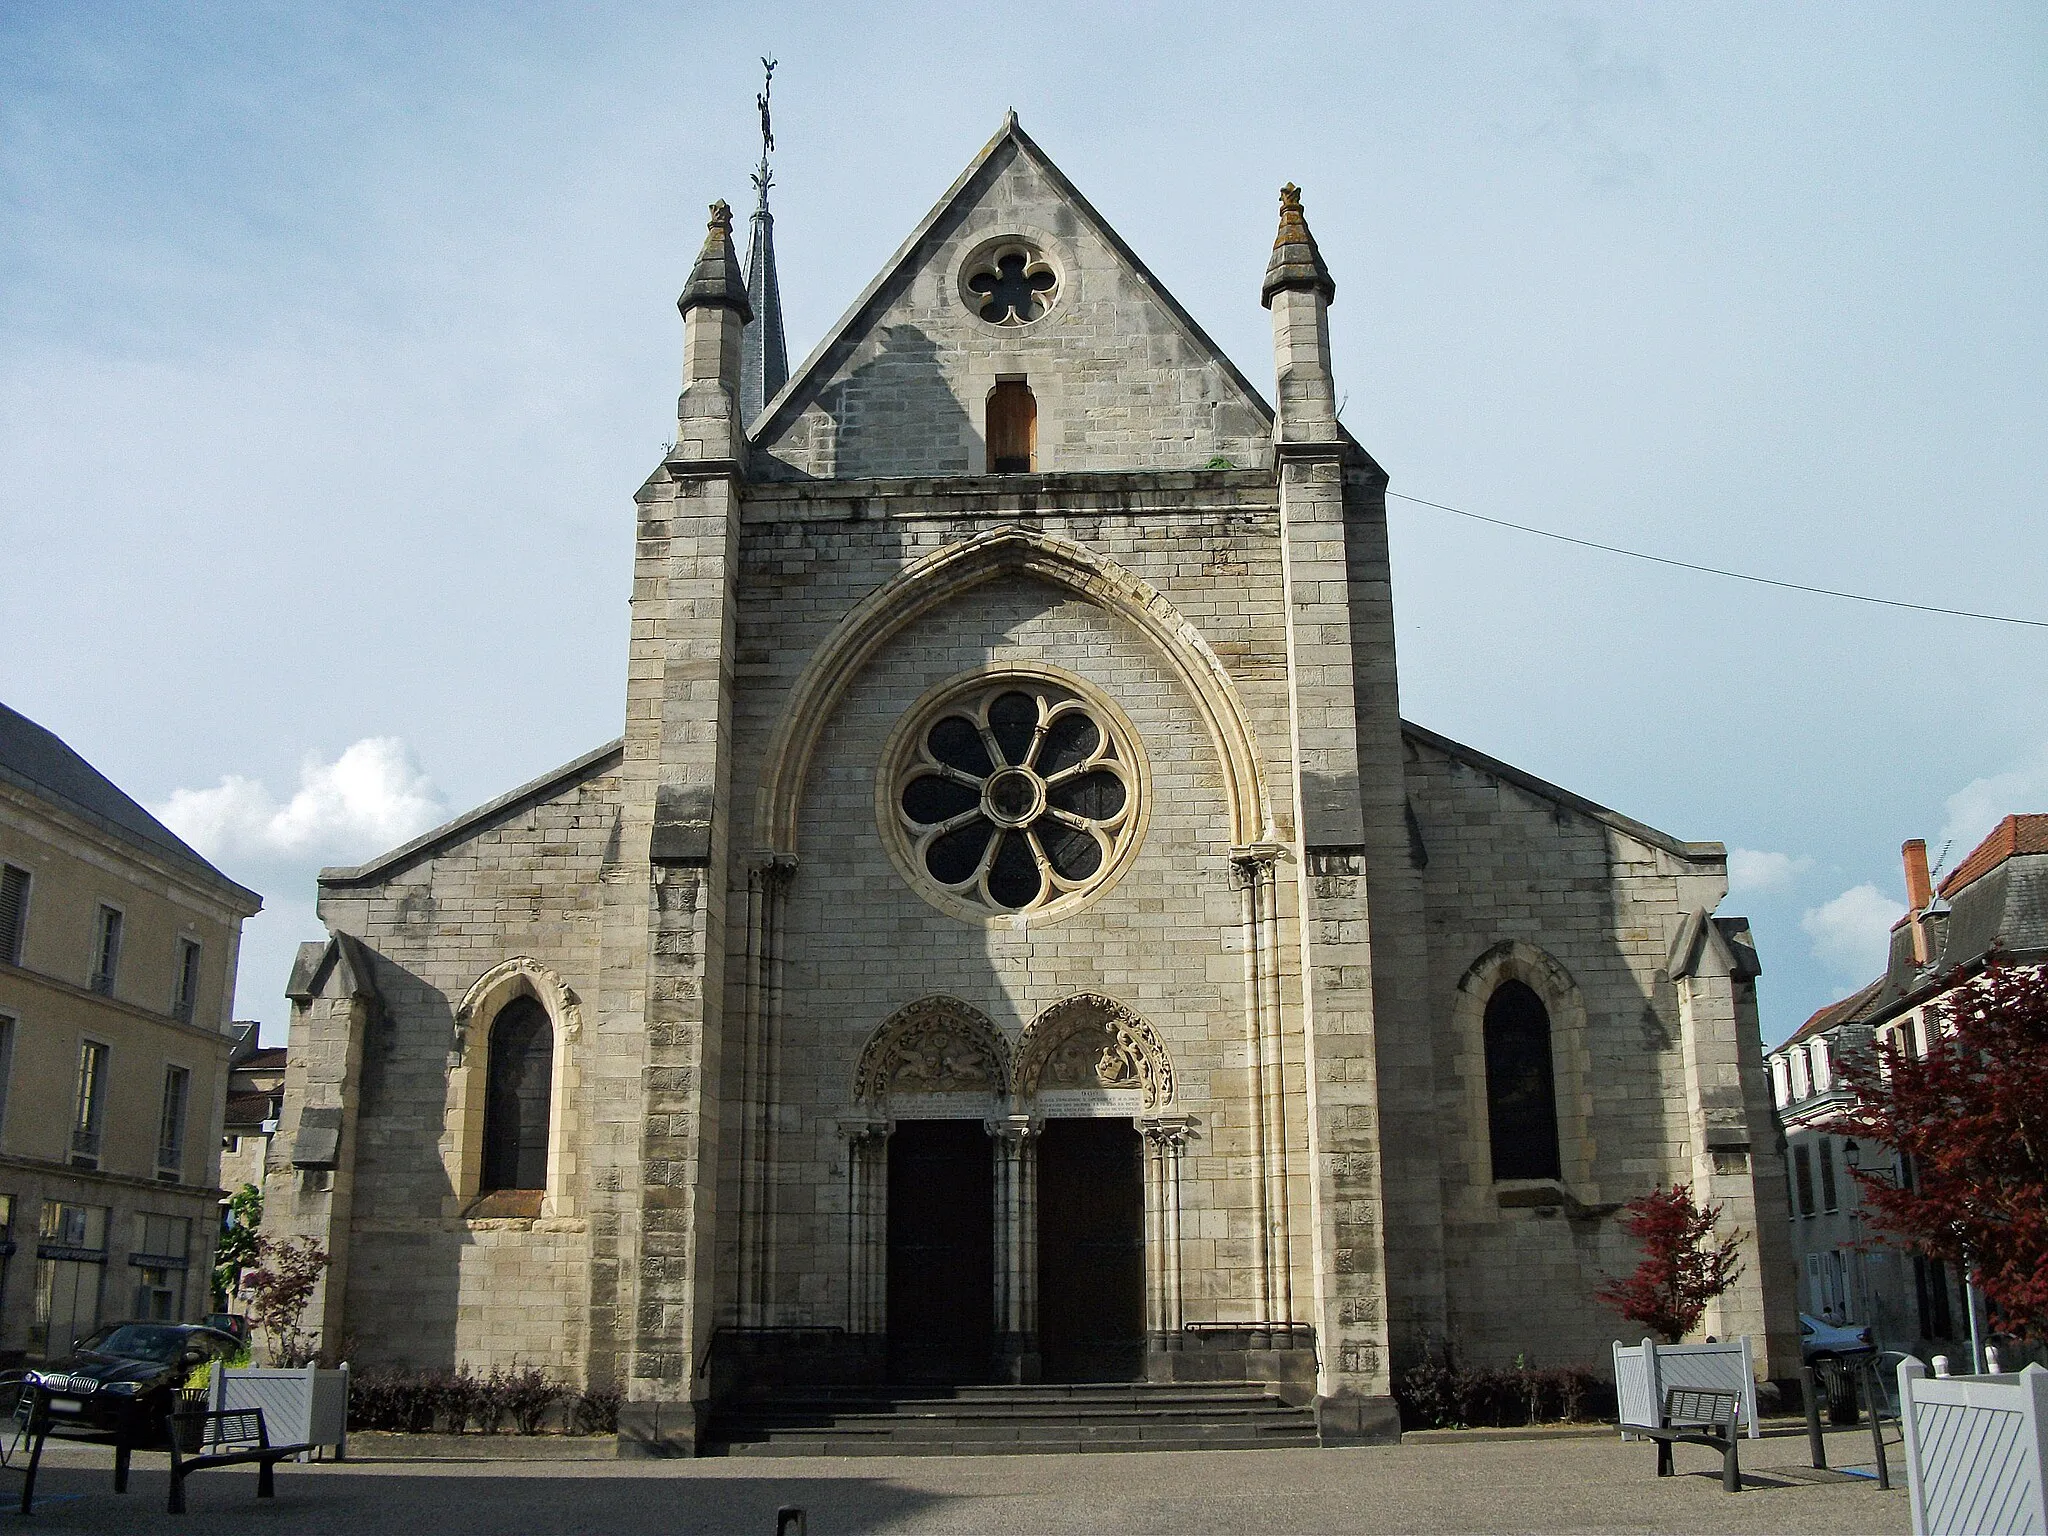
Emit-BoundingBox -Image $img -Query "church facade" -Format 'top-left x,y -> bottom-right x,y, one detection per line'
267,116 -> 1797,1450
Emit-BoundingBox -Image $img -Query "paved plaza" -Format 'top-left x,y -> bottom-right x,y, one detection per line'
9,1425 -> 1907,1534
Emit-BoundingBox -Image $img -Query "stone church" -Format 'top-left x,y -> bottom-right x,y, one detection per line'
268,114 -> 1797,1451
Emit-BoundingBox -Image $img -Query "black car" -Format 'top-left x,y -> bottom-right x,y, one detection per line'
18,1322 -> 243,1439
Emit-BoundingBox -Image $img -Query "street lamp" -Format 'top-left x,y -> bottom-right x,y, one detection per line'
1843,1140 -> 1861,1169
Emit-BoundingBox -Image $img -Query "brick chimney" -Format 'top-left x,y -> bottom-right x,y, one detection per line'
1903,838 -> 1932,964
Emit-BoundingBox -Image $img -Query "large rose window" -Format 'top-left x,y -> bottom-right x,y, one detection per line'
883,673 -> 1145,921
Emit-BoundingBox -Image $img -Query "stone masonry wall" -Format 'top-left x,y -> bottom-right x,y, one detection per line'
1403,731 -> 1737,1371
313,763 -> 622,1378
719,480 -> 1326,1333
751,136 -> 1271,482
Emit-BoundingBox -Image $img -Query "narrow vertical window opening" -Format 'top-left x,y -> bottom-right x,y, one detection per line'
157,1066 -> 190,1182
481,997 -> 554,1193
172,939 -> 202,1024
1482,979 -> 1561,1181
1818,1136 -> 1839,1212
72,1040 -> 109,1169
986,380 -> 1036,473
91,906 -> 122,996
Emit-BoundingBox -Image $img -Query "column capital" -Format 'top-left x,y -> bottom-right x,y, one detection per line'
1229,842 -> 1289,887
835,1116 -> 890,1147
1139,1113 -> 1200,1153
985,1113 -> 1042,1144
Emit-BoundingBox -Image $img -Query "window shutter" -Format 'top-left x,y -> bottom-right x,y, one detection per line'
0,865 -> 27,966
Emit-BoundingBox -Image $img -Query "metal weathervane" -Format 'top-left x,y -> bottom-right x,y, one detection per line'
752,57 -> 777,205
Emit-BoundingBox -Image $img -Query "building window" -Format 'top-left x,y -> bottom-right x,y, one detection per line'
1794,1143 -> 1816,1216
130,1213 -> 191,1321
157,1066 -> 191,1182
963,239 -> 1058,326
0,1195 -> 13,1320
884,671 -> 1145,922
172,939 -> 202,1024
481,998 -> 553,1193
1771,1056 -> 1790,1108
71,1040 -> 110,1168
90,905 -> 122,996
1818,1136 -> 1839,1213
1812,1039 -> 1832,1092
1483,980 -> 1562,1182
1789,1044 -> 1810,1099
0,864 -> 28,966
33,1201 -> 108,1354
985,380 -> 1037,473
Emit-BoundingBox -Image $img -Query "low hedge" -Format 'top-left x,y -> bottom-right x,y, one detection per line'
1394,1355 -> 1617,1430
347,1365 -> 619,1435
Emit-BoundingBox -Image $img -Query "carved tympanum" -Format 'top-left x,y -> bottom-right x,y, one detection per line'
854,996 -> 1012,1102
1017,994 -> 1174,1110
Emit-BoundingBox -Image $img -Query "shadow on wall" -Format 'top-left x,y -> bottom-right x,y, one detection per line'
809,325 -> 974,479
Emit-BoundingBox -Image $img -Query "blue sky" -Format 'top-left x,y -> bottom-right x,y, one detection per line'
3,2 -> 2043,1043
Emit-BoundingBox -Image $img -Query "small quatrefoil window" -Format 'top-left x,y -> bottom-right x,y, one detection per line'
963,241 -> 1058,326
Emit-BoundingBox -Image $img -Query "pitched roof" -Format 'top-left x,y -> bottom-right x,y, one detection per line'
1939,813 -> 2048,898
1782,977 -> 1885,1048
1400,720 -> 1725,863
0,700 -> 259,908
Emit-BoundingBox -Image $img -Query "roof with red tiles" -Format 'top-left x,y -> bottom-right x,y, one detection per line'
1939,814 -> 2048,898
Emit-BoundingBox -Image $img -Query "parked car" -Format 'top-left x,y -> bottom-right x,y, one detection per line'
201,1312 -> 250,1342
1799,1312 -> 1875,1364
17,1322 -> 243,1440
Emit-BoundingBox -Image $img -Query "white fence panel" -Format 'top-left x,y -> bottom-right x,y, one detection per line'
211,1364 -> 349,1458
1900,1360 -> 2048,1536
1612,1336 -> 1759,1440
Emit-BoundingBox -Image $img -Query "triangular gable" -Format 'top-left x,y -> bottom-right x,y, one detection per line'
751,113 -> 1275,481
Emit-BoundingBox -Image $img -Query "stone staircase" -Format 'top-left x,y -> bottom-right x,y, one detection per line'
707,1381 -> 1321,1456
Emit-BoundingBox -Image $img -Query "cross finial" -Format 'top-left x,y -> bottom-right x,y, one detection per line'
1280,183 -> 1302,212
707,200 -> 734,238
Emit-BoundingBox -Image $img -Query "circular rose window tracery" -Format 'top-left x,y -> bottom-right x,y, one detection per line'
883,671 -> 1145,922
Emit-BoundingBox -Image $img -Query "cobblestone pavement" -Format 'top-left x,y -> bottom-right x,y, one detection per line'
8,1425 -> 1907,1534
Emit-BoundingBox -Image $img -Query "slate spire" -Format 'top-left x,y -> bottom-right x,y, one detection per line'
1261,183 -> 1336,309
740,58 -> 789,424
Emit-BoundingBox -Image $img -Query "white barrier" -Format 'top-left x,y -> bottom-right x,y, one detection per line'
1612,1336 -> 1760,1440
210,1363 -> 349,1460
1899,1359 -> 2048,1536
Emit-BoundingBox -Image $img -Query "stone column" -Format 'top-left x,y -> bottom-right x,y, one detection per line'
738,853 -> 796,1325
989,1115 -> 1041,1382
1141,1115 -> 1197,1369
838,1119 -> 890,1339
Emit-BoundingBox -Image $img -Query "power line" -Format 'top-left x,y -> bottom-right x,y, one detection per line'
1387,491 -> 2048,630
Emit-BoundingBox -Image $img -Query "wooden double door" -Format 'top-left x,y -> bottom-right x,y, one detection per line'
883,1117 -> 1145,1385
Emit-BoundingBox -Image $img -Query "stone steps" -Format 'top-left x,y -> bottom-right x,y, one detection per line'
708,1381 -> 1321,1456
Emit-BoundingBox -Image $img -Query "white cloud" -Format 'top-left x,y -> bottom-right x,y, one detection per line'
156,737 -> 445,868
1727,847 -> 1814,895
1938,741 -> 2048,871
1801,883 -> 1904,981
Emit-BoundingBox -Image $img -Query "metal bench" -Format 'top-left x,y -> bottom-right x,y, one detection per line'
1620,1385 -> 1744,1492
163,1406 -> 312,1514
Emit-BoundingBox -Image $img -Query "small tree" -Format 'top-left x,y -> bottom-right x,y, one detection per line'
1596,1184 -> 1745,1342
1832,960 -> 2048,1341
245,1235 -> 329,1366
212,1183 -> 264,1309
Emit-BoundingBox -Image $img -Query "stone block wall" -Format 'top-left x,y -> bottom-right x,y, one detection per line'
720,477 -> 1327,1334
309,760 -> 623,1377
750,136 -> 1271,482
1402,729 -> 1763,1371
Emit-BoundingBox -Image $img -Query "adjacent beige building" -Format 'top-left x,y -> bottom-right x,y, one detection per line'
269,117 -> 1797,1450
0,702 -> 261,1359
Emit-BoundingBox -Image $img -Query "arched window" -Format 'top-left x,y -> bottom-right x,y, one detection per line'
986,380 -> 1036,473
482,997 -> 553,1192
1483,980 -> 1561,1181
